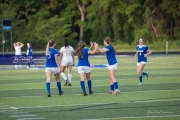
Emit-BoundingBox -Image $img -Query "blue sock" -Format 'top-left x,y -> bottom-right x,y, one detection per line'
46,82 -> 51,95
114,82 -> 119,89
110,84 -> 114,91
87,80 -> 92,92
28,62 -> 30,67
80,81 -> 86,92
139,75 -> 142,83
56,81 -> 62,93
142,72 -> 147,75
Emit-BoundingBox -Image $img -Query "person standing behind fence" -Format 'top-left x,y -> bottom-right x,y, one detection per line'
26,43 -> 35,68
13,42 -> 24,69
135,38 -> 152,85
59,39 -> 74,86
98,37 -> 120,95
76,41 -> 98,96
45,39 -> 63,97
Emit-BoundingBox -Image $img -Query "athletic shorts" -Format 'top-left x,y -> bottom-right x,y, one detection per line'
108,63 -> 117,70
137,61 -> 147,66
78,66 -> 91,73
45,67 -> 60,74
61,59 -> 73,66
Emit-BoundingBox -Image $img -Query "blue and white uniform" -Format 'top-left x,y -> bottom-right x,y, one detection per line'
77,48 -> 91,73
136,45 -> 149,65
105,45 -> 117,70
45,48 -> 59,74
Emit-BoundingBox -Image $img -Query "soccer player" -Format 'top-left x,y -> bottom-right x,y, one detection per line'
26,43 -> 35,68
135,38 -> 152,85
13,42 -> 24,69
45,39 -> 63,97
98,37 -> 120,95
59,39 -> 74,86
76,41 -> 98,96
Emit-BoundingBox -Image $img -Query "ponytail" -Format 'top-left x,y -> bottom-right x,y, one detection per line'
76,41 -> 86,58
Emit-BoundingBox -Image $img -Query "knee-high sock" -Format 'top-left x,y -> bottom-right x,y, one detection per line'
56,81 -> 62,93
87,80 -> 92,92
46,82 -> 51,95
139,75 -> 142,83
80,81 -> 86,92
114,82 -> 119,89
110,84 -> 114,91
61,72 -> 67,81
68,74 -> 72,83
142,72 -> 147,75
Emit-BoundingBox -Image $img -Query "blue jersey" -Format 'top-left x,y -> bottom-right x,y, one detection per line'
27,47 -> 33,56
136,45 -> 149,62
46,48 -> 59,67
77,48 -> 90,67
105,45 -> 117,65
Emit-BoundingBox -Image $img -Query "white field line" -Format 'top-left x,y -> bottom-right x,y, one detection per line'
16,98 -> 180,109
0,110 -> 18,112
11,112 -> 29,114
16,118 -> 45,120
81,115 -> 180,120
1,89 -> 180,99
9,114 -> 37,117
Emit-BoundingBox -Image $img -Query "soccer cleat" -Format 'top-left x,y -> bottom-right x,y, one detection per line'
89,91 -> 93,94
67,83 -> 72,86
113,89 -> 120,95
47,94 -> 51,97
138,82 -> 143,85
146,72 -> 149,79
59,91 -> 64,95
108,90 -> 114,94
83,92 -> 88,96
26,67 -> 29,68
64,80 -> 70,86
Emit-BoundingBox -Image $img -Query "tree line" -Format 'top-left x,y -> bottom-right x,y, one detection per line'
0,0 -> 180,51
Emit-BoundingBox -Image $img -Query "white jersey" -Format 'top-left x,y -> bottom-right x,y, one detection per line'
60,46 -> 74,66
15,46 -> 22,55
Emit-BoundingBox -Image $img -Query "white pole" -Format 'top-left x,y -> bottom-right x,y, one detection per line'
166,41 -> 168,54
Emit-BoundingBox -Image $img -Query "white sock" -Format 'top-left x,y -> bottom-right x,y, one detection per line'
15,65 -> 18,69
61,72 -> 67,81
68,74 -> 72,83
18,65 -> 21,68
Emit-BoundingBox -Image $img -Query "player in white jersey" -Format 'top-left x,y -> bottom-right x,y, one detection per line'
135,38 -> 152,85
59,39 -> 74,86
13,42 -> 24,69
98,37 -> 120,95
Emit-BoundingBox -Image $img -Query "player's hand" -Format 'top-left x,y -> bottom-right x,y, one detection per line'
144,54 -> 148,57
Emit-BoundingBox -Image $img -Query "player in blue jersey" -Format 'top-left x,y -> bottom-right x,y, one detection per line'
76,41 -> 98,96
135,38 -> 152,85
45,39 -> 63,97
26,43 -> 35,68
98,37 -> 120,95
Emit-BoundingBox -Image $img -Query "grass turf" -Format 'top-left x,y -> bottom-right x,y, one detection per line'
0,55 -> 180,120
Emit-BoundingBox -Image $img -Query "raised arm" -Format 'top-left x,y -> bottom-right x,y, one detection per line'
19,42 -> 24,48
97,47 -> 108,54
88,42 -> 98,54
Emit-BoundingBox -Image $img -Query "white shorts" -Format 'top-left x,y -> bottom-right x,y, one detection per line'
108,63 -> 117,70
45,67 -> 60,74
78,66 -> 91,73
137,61 -> 147,66
61,59 -> 73,66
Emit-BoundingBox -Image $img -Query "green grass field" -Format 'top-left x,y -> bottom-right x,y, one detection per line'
0,55 -> 180,120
